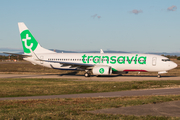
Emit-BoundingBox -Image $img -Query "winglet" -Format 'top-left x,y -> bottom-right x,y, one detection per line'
100,49 -> 104,53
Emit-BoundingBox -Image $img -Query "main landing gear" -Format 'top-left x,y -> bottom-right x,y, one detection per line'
84,72 -> 91,77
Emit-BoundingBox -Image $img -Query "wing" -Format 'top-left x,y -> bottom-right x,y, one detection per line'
30,49 -> 94,70
46,60 -> 94,70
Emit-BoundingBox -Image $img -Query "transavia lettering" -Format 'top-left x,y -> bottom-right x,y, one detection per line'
82,54 -> 146,64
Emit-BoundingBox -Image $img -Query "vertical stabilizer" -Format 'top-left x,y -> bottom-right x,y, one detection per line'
18,22 -> 55,55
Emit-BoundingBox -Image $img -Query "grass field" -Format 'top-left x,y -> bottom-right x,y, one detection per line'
0,61 -> 68,74
1,78 -> 180,97
1,95 -> 180,119
1,60 -> 180,119
0,59 -> 180,76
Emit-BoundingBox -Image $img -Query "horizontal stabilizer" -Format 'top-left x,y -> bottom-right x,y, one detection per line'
3,52 -> 31,57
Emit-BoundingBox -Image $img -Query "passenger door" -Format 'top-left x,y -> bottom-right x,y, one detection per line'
152,57 -> 157,66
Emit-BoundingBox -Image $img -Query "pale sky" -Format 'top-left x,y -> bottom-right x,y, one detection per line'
0,0 -> 180,53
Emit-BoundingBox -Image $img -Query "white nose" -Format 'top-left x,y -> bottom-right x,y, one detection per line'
171,62 -> 177,69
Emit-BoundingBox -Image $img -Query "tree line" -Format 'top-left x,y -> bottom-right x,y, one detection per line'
0,55 -> 23,61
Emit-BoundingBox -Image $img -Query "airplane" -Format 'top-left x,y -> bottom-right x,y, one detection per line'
5,22 -> 178,78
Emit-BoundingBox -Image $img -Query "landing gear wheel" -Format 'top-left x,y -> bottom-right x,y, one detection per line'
84,72 -> 91,77
157,74 -> 161,78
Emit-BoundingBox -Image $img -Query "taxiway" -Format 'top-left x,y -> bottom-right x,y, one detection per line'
1,73 -> 180,117
0,74 -> 180,82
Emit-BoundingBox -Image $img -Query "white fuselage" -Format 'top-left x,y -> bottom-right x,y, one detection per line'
24,53 -> 177,73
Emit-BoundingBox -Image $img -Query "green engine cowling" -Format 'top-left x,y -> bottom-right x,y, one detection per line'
92,66 -> 112,75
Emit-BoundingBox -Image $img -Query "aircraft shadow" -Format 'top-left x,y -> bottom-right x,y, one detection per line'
57,73 -> 177,78
122,75 -> 177,77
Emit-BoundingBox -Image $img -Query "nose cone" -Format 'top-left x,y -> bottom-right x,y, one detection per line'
171,62 -> 177,69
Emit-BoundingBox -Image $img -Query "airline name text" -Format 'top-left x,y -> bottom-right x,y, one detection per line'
82,54 -> 147,64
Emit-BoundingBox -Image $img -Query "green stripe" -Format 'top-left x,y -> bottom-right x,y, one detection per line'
112,68 -> 118,72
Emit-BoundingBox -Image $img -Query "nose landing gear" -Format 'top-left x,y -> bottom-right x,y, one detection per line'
157,71 -> 167,78
157,74 -> 161,78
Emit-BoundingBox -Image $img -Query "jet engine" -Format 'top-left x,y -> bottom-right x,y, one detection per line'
92,66 -> 112,75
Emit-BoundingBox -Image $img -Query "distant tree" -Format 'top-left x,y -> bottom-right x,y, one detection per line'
0,55 -> 23,61
177,57 -> 180,60
161,55 -> 177,59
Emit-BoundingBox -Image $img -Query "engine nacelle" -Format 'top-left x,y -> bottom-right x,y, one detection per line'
92,66 -> 112,75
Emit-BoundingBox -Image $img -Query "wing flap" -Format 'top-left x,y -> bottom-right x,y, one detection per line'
45,60 -> 94,67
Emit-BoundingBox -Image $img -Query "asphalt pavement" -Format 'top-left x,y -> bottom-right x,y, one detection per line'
89,100 -> 180,117
0,87 -> 180,101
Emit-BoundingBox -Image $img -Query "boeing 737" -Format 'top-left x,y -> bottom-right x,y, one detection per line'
5,22 -> 178,78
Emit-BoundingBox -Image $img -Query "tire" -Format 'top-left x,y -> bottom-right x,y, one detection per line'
84,72 -> 90,77
157,74 -> 161,78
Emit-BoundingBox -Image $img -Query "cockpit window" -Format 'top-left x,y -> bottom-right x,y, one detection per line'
162,59 -> 170,62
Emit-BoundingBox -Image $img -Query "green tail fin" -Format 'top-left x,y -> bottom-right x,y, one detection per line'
18,22 -> 55,54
